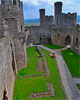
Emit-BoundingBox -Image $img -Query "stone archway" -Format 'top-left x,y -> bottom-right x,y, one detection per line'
65,35 -> 71,45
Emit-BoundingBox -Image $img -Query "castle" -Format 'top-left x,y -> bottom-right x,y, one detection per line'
26,2 -> 80,55
0,0 -> 80,100
0,0 -> 28,99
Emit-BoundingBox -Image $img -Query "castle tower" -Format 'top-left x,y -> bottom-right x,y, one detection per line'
54,2 -> 63,26
54,2 -> 63,17
39,9 -> 45,25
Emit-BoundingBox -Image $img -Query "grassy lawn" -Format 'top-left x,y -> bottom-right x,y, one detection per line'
45,45 -> 63,49
18,47 -> 43,76
77,84 -> 80,90
14,47 -> 66,100
61,49 -> 80,77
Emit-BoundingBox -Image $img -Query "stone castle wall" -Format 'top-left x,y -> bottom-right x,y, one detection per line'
51,25 -> 80,55
26,25 -> 52,45
0,36 -> 15,100
0,0 -> 27,99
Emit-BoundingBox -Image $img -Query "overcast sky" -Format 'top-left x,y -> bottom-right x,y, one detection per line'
21,0 -> 80,19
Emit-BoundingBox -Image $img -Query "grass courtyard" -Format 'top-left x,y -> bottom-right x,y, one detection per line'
45,44 -> 63,49
44,44 -> 80,77
61,49 -> 80,77
13,47 -> 66,100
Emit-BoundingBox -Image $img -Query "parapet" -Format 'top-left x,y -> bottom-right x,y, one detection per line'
62,12 -> 77,17
39,9 -> 45,12
54,2 -> 63,6
49,16 -> 53,18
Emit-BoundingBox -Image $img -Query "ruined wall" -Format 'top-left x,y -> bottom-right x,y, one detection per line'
0,36 -> 15,100
26,25 -> 51,45
13,33 -> 27,70
51,25 -> 80,55
0,0 -> 27,99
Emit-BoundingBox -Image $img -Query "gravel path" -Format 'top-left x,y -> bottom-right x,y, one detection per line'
38,45 -> 80,100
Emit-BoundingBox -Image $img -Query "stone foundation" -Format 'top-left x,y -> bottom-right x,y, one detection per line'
29,83 -> 55,99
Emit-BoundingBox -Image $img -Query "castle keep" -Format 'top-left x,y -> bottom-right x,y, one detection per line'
0,0 -> 28,99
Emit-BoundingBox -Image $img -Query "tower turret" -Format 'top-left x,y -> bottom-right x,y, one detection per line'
54,2 -> 63,17
39,9 -> 45,25
54,2 -> 63,26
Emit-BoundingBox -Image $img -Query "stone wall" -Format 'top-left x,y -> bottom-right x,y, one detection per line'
0,36 -> 15,100
51,25 -> 80,55
26,25 -> 52,45
0,0 -> 27,99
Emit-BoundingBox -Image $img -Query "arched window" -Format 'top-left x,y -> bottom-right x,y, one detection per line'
57,33 -> 60,42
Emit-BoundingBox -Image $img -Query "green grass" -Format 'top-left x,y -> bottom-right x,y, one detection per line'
45,45 -> 63,49
18,47 -> 43,76
77,84 -> 80,90
61,49 -> 80,77
24,23 -> 40,26
14,47 -> 66,100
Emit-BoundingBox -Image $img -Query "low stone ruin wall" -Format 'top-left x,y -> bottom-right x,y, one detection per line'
36,47 -> 50,78
29,83 -> 55,99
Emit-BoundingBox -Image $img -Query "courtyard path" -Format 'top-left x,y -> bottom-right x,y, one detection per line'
37,45 -> 80,100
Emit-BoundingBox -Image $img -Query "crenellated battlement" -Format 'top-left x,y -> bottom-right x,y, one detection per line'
39,9 -> 53,26
54,2 -> 77,26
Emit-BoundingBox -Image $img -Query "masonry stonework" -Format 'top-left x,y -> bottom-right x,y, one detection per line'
0,0 -> 28,99
51,25 -> 80,55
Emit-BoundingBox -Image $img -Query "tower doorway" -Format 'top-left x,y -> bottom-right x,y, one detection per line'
65,35 -> 71,45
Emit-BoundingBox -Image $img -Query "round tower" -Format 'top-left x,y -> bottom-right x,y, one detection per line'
39,9 -> 45,25
54,2 -> 63,17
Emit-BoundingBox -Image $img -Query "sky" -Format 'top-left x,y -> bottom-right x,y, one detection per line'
22,0 -> 80,19
0,0 -> 80,19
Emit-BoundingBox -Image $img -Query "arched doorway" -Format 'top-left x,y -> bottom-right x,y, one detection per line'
65,35 -> 71,45
3,90 -> 8,100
